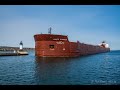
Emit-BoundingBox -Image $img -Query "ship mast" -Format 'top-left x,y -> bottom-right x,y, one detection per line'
48,27 -> 52,34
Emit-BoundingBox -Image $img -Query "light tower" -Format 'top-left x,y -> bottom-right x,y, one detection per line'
19,41 -> 23,50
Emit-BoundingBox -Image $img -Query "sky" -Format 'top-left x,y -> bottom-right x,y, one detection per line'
0,5 -> 120,50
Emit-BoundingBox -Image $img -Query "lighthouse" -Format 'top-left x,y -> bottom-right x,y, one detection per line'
17,41 -> 28,55
19,41 -> 23,50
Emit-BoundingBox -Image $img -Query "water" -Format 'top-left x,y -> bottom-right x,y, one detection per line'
0,50 -> 120,85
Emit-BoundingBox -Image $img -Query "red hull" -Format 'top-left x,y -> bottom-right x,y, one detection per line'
34,34 -> 110,57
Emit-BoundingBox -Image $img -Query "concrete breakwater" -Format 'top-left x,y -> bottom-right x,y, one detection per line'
0,46 -> 34,51
0,46 -> 32,56
0,53 -> 21,56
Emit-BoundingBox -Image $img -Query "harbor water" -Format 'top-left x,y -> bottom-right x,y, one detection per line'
0,50 -> 120,85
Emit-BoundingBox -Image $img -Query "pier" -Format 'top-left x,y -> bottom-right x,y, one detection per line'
0,52 -> 28,56
0,41 -> 33,56
0,46 -> 34,51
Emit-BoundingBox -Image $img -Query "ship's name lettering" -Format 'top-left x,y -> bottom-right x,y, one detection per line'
56,41 -> 64,44
53,38 -> 67,41
60,39 -> 67,40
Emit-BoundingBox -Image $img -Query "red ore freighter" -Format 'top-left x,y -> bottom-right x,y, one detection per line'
34,27 -> 110,57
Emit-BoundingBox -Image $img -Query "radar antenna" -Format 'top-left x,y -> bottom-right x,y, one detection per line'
48,27 -> 52,34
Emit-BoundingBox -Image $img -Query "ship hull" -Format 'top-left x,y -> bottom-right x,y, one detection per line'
34,34 -> 110,57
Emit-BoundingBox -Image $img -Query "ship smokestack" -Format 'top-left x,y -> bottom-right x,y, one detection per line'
48,27 -> 52,34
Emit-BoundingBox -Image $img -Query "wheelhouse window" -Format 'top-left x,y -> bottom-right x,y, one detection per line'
49,45 -> 54,49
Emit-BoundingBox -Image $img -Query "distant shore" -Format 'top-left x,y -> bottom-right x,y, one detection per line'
0,46 -> 34,51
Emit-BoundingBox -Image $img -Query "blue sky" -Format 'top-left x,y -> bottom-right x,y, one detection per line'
0,5 -> 120,50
